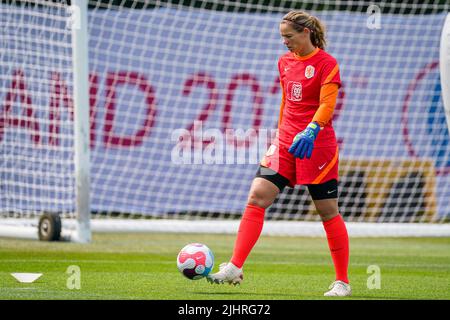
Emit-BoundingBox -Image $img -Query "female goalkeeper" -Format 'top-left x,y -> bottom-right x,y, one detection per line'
207,10 -> 351,297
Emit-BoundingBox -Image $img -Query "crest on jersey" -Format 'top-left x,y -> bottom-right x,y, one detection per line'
305,65 -> 315,79
292,82 -> 302,101
287,81 -> 302,101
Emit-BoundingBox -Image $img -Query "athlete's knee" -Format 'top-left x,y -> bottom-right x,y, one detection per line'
247,191 -> 273,209
247,179 -> 279,209
313,199 -> 339,221
318,210 -> 339,222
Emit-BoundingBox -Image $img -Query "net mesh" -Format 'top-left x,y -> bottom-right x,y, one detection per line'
0,0 -> 75,218
1,1 -> 449,232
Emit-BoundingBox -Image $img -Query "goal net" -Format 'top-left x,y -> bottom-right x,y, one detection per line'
1,0 -> 450,240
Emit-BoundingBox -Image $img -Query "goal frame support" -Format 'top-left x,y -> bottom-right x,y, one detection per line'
71,0 -> 91,243
1,219 -> 450,239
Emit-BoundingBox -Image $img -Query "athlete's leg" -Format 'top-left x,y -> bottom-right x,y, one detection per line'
247,177 -> 281,209
309,181 -> 350,292
313,197 -> 339,221
229,177 -> 280,268
207,168 -> 288,285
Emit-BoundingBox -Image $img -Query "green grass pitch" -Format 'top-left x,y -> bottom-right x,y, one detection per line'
0,233 -> 449,300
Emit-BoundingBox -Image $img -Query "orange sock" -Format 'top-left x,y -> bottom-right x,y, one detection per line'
322,214 -> 349,284
230,204 -> 265,268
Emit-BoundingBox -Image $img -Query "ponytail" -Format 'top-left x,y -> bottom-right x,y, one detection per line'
281,11 -> 327,50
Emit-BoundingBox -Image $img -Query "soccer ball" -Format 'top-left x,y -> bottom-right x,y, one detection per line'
177,243 -> 214,280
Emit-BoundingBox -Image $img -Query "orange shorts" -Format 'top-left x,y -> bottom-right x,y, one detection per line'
260,139 -> 339,187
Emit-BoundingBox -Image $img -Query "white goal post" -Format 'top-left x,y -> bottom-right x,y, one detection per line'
1,0 -> 450,241
71,0 -> 91,243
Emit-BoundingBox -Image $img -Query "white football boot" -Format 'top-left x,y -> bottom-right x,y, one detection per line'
206,262 -> 243,285
324,280 -> 352,297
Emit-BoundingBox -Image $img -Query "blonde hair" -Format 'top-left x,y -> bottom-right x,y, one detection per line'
281,11 -> 327,50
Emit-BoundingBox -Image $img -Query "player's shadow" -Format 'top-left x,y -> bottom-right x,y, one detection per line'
192,291 -> 419,300
349,295 -> 417,300
190,291 -> 299,298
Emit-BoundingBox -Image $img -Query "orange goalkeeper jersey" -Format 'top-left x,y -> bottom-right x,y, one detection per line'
277,48 -> 341,148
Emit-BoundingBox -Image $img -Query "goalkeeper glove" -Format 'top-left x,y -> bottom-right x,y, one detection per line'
288,122 -> 321,159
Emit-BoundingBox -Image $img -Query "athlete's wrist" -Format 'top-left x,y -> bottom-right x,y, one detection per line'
306,122 -> 321,138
